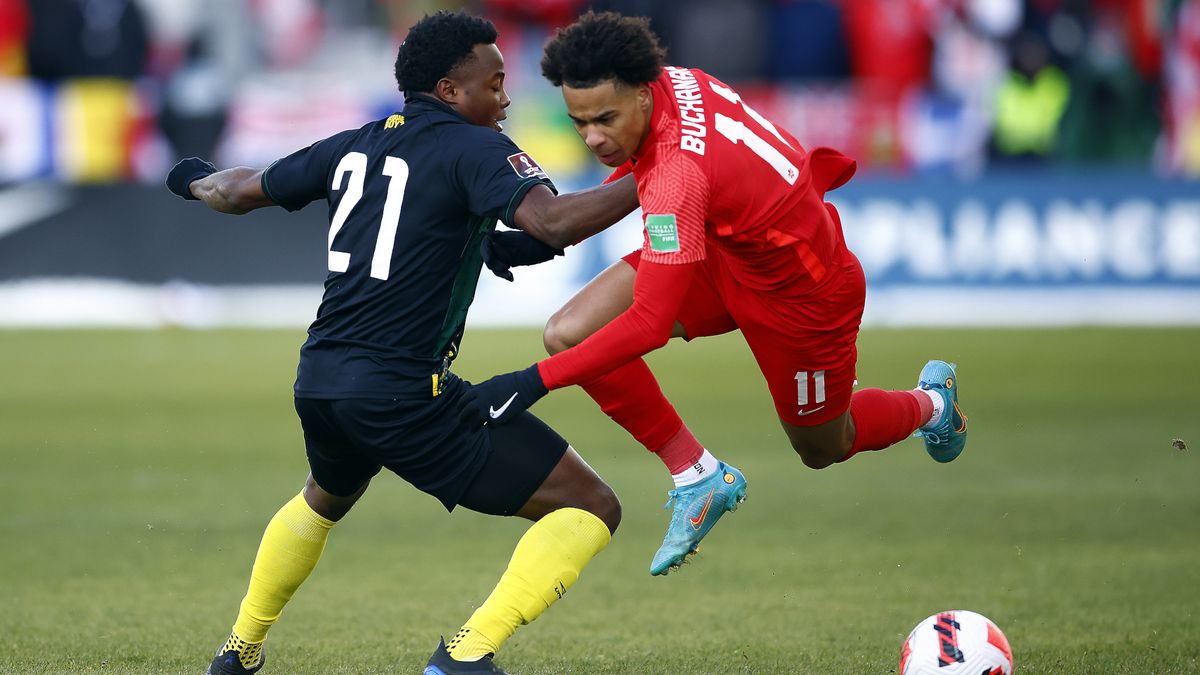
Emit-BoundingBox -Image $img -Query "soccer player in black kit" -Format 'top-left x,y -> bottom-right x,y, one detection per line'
166,11 -> 637,675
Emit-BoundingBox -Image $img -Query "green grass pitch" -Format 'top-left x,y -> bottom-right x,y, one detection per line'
2,328 -> 1198,674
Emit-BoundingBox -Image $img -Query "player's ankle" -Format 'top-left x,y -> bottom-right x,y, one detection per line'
446,626 -> 499,662
653,425 -> 704,475
671,449 -> 720,487
219,631 -> 264,669
915,387 -> 944,430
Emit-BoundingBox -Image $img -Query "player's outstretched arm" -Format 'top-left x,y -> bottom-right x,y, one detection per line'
166,158 -> 275,215
512,174 -> 638,249
191,167 -> 275,214
460,259 -> 698,426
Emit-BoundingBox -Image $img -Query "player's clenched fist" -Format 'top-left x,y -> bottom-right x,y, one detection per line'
458,364 -> 548,427
481,230 -> 564,281
166,157 -> 218,200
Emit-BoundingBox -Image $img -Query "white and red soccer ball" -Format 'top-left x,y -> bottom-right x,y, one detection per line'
900,610 -> 1014,675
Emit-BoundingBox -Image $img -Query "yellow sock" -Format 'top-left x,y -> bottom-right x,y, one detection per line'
446,507 -> 611,662
216,631 -> 264,670
228,491 -> 334,650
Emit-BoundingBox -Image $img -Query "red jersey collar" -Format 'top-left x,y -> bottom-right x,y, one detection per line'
631,70 -> 673,165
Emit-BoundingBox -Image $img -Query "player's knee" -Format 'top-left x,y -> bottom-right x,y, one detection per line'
798,453 -> 836,470
303,475 -> 365,521
581,482 -> 622,534
792,441 -> 846,471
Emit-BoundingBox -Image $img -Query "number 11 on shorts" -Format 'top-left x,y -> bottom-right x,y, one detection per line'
796,370 -> 826,407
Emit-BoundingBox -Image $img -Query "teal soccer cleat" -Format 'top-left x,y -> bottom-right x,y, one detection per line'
914,360 -> 968,463
424,639 -> 506,675
649,462 -> 747,576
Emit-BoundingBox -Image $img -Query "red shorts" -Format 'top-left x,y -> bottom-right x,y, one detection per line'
623,248 -> 865,427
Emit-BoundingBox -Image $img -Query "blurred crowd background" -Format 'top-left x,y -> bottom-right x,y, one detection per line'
1,0 -> 1196,328
1,0 -> 1198,188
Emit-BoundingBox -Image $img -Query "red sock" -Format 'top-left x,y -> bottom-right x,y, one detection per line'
840,388 -> 932,463
652,424 -> 705,474
580,358 -> 702,472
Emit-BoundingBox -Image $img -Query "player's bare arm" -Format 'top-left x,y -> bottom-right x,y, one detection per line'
190,167 -> 274,215
513,174 -> 638,249
165,158 -> 274,215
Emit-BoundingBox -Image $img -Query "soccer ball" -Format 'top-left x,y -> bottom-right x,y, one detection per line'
899,610 -> 1014,675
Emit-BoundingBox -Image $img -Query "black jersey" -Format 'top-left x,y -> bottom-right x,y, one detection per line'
261,96 -> 555,399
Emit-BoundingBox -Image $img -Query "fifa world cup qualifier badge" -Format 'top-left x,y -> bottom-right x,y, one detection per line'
506,152 -> 548,180
646,214 -> 680,253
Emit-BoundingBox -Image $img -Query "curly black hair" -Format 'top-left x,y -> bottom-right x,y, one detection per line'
541,11 -> 666,88
394,11 -> 498,94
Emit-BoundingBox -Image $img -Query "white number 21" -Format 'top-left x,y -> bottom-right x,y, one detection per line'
327,152 -> 410,281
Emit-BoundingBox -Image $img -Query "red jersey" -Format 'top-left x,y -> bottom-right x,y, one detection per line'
538,67 -> 858,391
624,66 -> 857,296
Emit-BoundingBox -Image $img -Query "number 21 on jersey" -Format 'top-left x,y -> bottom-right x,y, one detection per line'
326,152 -> 410,281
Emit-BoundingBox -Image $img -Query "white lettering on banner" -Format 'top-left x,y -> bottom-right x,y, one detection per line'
904,199 -> 950,280
950,200 -> 991,281
992,200 -> 1041,280
1044,200 -> 1105,280
1109,200 -> 1157,280
849,199 -> 903,274
835,198 -> 1200,283
666,66 -> 706,155
1164,202 -> 1200,277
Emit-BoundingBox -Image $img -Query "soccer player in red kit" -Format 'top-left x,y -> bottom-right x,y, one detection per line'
462,12 -> 968,576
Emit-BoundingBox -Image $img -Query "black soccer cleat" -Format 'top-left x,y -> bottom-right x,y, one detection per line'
206,644 -> 265,675
424,638 -> 506,675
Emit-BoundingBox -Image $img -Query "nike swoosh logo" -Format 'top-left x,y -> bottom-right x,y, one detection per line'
689,489 -> 716,529
797,405 -> 826,417
953,400 -> 968,432
489,392 -> 519,419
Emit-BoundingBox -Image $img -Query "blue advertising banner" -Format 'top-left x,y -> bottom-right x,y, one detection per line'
833,172 -> 1199,287
0,173 -> 1197,327
822,172 -> 1200,325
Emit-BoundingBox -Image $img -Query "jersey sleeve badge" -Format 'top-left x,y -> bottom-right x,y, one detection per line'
506,152 -> 549,180
645,214 -> 681,253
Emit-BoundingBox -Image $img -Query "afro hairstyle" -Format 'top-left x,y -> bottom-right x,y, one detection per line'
541,11 -> 666,88
394,11 -> 498,94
